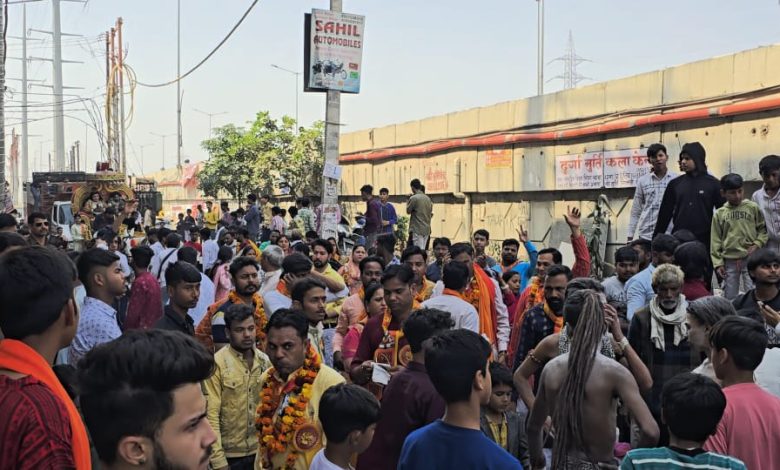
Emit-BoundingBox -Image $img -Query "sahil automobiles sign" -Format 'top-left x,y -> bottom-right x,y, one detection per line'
306,9 -> 365,94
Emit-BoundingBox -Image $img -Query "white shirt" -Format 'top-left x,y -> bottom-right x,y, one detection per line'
422,294 -> 479,333
263,284 -> 349,316
432,277 -> 510,352
201,239 -> 219,272
189,273 -> 215,326
150,247 -> 178,287
756,347 -> 780,399
753,186 -> 780,251
150,241 -> 164,257
627,170 -> 677,240
310,449 -> 353,470
260,269 -> 282,296
263,290 -> 292,315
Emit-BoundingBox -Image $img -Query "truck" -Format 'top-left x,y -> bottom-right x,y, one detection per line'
23,171 -> 161,240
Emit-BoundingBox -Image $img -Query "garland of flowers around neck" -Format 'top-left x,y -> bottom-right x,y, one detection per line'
462,277 -> 482,310
257,344 -> 321,469
228,290 -> 267,345
381,308 -> 400,337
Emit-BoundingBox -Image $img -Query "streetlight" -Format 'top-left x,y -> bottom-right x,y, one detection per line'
193,108 -> 227,139
38,139 -> 52,172
150,132 -> 175,170
537,0 -> 544,96
271,64 -> 301,134
138,143 -> 154,175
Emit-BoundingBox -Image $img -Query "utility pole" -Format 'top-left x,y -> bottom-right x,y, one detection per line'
117,18 -> 127,174
150,132 -> 175,169
271,64 -> 301,134
537,0 -> 544,96
320,0 -> 342,240
176,0 -> 182,169
193,108 -> 227,139
0,2 -> 5,211
52,0 -> 65,170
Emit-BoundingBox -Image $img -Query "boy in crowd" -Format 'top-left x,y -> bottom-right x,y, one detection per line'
312,383 -> 381,470
711,173 -> 768,300
752,154 -> 780,251
69,248 -> 127,366
603,246 -> 640,332
704,316 -> 780,470
480,362 -> 529,468
398,329 -> 521,469
621,373 -> 746,469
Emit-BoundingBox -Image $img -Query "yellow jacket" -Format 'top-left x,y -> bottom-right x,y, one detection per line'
204,346 -> 271,469
204,209 -> 220,230
254,365 -> 345,470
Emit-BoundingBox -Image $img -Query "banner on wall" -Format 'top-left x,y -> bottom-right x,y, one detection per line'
485,148 -> 512,169
555,149 -> 649,190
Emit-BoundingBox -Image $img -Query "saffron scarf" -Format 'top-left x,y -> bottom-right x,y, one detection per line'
542,301 -> 564,334
414,277 -> 434,304
0,339 -> 91,469
276,279 -> 290,297
471,264 -> 498,347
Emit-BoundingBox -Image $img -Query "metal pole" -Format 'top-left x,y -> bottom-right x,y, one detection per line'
320,0 -> 342,239
0,2 -> 5,209
117,18 -> 127,174
52,0 -> 65,169
176,0 -> 182,168
295,72 -> 299,133
537,0 -> 544,96
21,4 -> 29,186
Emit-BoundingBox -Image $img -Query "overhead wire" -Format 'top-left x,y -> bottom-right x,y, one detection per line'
134,0 -> 259,88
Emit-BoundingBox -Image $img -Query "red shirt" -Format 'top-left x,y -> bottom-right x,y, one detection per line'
705,382 -> 780,470
352,313 -> 409,368
184,241 -> 202,254
0,375 -> 75,469
125,271 -> 164,330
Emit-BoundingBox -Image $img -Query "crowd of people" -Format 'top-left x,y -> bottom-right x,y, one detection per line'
1,143 -> 780,470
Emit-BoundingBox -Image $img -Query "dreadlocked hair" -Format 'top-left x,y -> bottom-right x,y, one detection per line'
550,290 -> 607,469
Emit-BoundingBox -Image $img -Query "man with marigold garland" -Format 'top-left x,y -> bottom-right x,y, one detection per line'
430,243 -> 511,362
196,257 -> 268,352
254,309 -> 345,470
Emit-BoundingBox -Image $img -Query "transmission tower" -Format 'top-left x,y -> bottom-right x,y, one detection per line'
548,30 -> 591,89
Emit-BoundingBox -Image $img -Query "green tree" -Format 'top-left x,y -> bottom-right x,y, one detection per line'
199,112 -> 324,200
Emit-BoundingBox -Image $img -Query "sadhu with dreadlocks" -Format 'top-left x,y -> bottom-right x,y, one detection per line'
527,290 -> 660,469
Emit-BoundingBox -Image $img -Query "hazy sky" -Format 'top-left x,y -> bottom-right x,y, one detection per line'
6,0 -> 780,177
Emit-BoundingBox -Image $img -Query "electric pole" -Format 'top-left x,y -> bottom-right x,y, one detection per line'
537,0 -> 544,95
176,0 -> 182,169
52,0 -> 65,170
320,0 -> 342,240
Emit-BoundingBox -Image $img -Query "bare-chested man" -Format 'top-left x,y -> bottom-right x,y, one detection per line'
527,290 -> 659,470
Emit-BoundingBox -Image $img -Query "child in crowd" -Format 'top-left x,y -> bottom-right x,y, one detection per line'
621,372 -> 746,469
312,383 -> 381,470
480,362 -> 529,468
752,154 -> 780,252
602,246 -> 639,333
711,173 -> 768,300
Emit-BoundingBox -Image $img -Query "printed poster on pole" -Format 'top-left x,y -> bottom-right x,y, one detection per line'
306,9 -> 365,93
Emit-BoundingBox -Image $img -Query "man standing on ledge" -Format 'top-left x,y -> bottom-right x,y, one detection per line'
654,142 -> 724,250
407,179 -> 433,250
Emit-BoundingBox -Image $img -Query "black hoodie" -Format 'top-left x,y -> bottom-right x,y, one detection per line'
653,142 -> 725,248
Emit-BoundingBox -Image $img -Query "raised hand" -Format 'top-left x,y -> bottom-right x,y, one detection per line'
517,225 -> 529,243
564,206 -> 582,236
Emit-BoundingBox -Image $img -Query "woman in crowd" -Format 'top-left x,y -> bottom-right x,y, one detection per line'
211,245 -> 235,302
339,244 -> 367,296
277,234 -> 291,256
341,282 -> 386,370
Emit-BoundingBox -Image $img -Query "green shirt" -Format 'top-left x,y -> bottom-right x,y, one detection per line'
407,192 -> 433,237
710,199 -> 768,267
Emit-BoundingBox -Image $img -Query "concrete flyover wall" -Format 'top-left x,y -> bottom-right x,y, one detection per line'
339,45 -> 780,256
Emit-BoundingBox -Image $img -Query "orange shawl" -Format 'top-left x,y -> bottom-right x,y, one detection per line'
471,264 -> 498,347
543,301 -> 564,333
0,339 -> 91,469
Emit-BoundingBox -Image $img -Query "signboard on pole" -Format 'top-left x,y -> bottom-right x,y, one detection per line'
305,9 -> 365,93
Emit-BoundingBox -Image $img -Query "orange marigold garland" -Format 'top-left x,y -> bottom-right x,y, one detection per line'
257,344 -> 321,469
462,277 -> 482,310
228,290 -> 268,345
